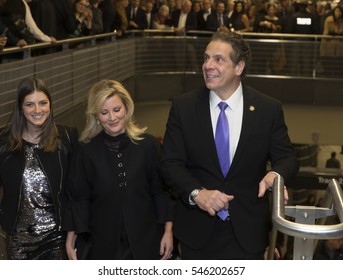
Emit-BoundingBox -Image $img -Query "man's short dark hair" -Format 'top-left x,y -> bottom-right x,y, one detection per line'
211,31 -> 251,79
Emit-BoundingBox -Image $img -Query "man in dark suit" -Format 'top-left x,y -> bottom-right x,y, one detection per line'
160,31 -> 299,259
126,0 -> 148,30
144,0 -> 154,29
197,0 -> 213,30
0,18 -> 27,47
171,0 -> 197,34
206,0 -> 231,31
100,0 -> 117,33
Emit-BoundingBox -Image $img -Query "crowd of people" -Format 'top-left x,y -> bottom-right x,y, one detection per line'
0,0 -> 343,48
1,0 -> 343,75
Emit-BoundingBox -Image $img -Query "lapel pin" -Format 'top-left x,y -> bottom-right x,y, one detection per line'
249,105 -> 255,111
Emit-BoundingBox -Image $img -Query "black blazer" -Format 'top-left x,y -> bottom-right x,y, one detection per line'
64,132 -> 171,259
0,18 -> 20,46
171,9 -> 198,30
160,85 -> 299,253
196,9 -> 212,31
145,12 -> 154,29
100,0 -> 117,33
126,5 -> 148,30
206,12 -> 231,31
0,125 -> 79,234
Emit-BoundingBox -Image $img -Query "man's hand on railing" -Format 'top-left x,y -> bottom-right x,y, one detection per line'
0,37 -> 7,52
258,172 -> 289,204
16,39 -> 27,47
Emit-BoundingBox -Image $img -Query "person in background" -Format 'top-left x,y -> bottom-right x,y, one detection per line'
230,0 -> 250,32
29,0 -> 58,39
0,19 -> 27,63
276,0 -> 294,33
160,31 -> 299,259
152,5 -> 173,30
70,0 -> 93,37
197,0 -> 213,31
254,3 -> 282,33
192,1 -> 201,14
171,0 -> 197,34
313,215 -> 343,260
1,0 -> 56,44
0,29 -> 7,52
64,80 -> 173,260
287,0 -> 319,76
49,0 -> 76,40
247,4 -> 256,31
89,0 -> 104,34
126,0 -> 148,30
226,0 -> 235,21
325,151 -> 341,169
152,0 -> 167,14
113,0 -> 129,37
144,0 -> 155,29
206,0 -> 230,32
0,19 -> 28,48
0,77 -> 79,259
100,0 -> 117,33
319,5 -> 343,77
167,0 -> 177,16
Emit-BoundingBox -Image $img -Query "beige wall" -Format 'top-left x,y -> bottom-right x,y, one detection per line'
134,101 -> 343,146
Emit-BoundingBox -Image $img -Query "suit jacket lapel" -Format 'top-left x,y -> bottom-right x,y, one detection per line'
229,86 -> 257,172
196,88 -> 223,176
196,88 -> 225,178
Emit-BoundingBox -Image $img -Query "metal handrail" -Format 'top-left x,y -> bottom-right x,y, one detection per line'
0,31 -> 118,56
272,176 -> 343,239
268,176 -> 343,259
1,29 -> 339,57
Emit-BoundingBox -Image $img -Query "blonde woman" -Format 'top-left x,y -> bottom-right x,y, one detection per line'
152,5 -> 173,30
64,80 -> 173,260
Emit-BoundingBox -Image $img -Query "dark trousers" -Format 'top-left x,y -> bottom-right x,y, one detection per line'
180,218 -> 265,260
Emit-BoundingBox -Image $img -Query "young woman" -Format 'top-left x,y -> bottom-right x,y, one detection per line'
0,77 -> 79,259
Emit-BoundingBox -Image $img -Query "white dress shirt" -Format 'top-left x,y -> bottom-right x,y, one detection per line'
203,8 -> 211,21
178,12 -> 188,29
146,13 -> 151,28
209,83 -> 244,166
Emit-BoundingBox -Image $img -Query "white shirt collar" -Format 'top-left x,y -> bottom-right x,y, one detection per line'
209,82 -> 243,111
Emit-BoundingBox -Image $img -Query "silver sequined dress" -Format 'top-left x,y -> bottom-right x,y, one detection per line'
6,142 -> 67,259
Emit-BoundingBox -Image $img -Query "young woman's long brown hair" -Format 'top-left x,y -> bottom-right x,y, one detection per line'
0,77 -> 59,153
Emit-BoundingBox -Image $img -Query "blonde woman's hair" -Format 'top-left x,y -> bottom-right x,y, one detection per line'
80,80 -> 146,143
114,0 -> 128,32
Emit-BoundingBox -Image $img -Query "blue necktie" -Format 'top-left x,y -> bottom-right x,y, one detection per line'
215,102 -> 230,220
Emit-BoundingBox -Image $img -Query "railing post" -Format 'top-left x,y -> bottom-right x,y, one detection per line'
292,206 -> 316,260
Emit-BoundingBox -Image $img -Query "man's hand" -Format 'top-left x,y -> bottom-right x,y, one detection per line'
258,172 -> 288,204
0,37 -> 7,51
194,189 -> 234,216
16,39 -> 28,47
